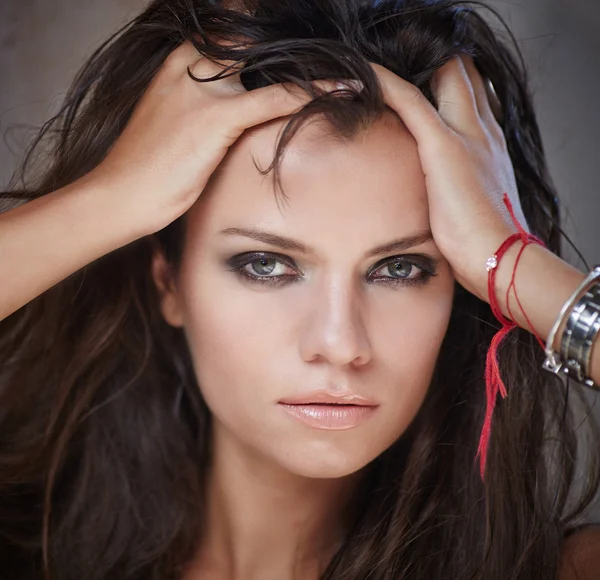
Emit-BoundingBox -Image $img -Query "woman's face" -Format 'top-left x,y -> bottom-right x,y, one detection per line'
154,113 -> 455,479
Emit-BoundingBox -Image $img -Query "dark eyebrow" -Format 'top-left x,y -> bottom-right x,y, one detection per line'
364,230 -> 434,258
218,227 -> 434,258
219,227 -> 310,254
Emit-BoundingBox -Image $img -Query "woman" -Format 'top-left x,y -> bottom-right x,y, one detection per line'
1,0 -> 599,578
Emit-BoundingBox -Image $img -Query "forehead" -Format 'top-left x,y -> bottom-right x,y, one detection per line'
187,112 -> 429,245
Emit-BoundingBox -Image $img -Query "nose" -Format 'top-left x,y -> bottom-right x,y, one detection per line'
299,275 -> 372,368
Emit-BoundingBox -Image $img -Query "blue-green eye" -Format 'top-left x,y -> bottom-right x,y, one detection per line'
246,256 -> 292,277
226,252 -> 437,288
368,256 -> 437,286
382,260 -> 415,279
226,252 -> 300,286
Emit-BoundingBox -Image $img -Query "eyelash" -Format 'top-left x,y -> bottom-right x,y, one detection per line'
225,252 -> 437,288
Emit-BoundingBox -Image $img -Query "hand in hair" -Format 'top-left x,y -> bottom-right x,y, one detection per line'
371,54 -> 528,301
87,40 -> 342,234
371,55 -> 600,385
0,41 -> 346,321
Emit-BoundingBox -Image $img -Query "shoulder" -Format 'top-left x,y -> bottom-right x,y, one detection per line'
559,525 -> 600,580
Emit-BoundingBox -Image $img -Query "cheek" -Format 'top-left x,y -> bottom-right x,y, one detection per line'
374,278 -> 454,375
176,252 -> 455,478
177,270 -> 285,430
365,281 -> 454,442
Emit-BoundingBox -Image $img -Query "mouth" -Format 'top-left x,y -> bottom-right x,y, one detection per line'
277,399 -> 379,430
278,392 -> 378,406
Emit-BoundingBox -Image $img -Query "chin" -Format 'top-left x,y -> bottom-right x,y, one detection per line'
274,441 -> 382,480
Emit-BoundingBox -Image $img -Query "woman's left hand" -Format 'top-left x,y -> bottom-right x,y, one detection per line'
370,55 -> 528,301
370,56 -> 600,386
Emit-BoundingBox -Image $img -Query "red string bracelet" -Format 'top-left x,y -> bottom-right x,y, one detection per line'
475,193 -> 546,481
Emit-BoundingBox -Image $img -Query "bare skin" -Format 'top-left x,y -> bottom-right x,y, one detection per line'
155,112 -> 453,579
0,42 -> 598,578
370,56 -> 599,378
0,42 -> 342,321
181,431 -> 357,579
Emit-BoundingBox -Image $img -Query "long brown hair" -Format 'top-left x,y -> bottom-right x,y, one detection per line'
1,1 -> 599,578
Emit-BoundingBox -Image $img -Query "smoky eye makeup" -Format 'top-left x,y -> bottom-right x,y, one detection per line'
224,251 -> 438,288
366,254 -> 438,287
225,251 -> 301,287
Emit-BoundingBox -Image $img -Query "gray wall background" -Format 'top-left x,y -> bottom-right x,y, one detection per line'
1,1 -> 599,521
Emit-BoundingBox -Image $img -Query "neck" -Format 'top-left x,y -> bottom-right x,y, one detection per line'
185,422 -> 360,580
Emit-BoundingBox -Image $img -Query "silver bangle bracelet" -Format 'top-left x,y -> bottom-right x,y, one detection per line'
560,297 -> 587,364
543,265 -> 600,389
562,282 -> 600,385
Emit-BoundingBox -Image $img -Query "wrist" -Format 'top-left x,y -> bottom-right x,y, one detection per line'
449,227 -> 518,302
79,170 -> 174,240
70,173 -> 156,251
491,242 -> 587,341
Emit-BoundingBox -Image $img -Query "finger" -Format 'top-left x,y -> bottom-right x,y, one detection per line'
484,79 -> 503,126
220,81 -> 328,144
369,62 -> 448,144
144,42 -> 206,97
187,59 -> 247,98
163,41 -> 205,78
459,54 -> 503,132
162,40 -> 246,95
432,55 -> 480,133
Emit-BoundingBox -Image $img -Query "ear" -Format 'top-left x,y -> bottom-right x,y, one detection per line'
151,247 -> 184,328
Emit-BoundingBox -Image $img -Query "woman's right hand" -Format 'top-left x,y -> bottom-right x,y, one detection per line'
88,41 -> 332,235
0,41 -> 348,321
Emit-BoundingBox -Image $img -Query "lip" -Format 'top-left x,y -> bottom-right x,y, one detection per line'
277,391 -> 379,430
278,391 -> 378,406
278,403 -> 378,430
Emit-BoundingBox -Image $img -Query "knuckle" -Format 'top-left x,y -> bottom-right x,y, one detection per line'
163,42 -> 188,69
165,42 -> 202,80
